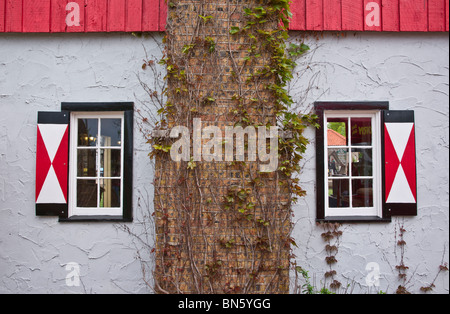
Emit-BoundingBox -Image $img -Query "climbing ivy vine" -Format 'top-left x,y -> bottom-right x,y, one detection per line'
139,0 -> 318,294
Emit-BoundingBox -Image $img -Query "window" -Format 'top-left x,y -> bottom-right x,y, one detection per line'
35,102 -> 133,222
324,111 -> 382,218
69,112 -> 124,217
315,102 -> 417,222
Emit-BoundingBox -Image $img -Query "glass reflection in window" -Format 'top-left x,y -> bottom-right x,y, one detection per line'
78,119 -> 98,147
327,118 -> 348,146
352,179 -> 373,208
328,179 -> 349,208
328,148 -> 349,177
351,118 -> 372,146
75,115 -> 123,210
351,148 -> 373,177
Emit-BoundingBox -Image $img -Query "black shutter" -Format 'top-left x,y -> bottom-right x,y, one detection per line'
36,111 -> 70,217
382,110 -> 417,217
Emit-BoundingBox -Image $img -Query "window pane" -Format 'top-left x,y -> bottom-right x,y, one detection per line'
351,148 -> 373,177
352,179 -> 373,207
327,118 -> 348,146
77,180 -> 98,207
351,118 -> 372,146
328,148 -> 349,177
328,179 -> 349,208
100,179 -> 121,208
77,149 -> 97,177
101,119 -> 122,147
101,149 -> 121,177
78,119 -> 98,147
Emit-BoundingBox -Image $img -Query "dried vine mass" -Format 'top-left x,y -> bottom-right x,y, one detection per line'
149,0 -> 313,294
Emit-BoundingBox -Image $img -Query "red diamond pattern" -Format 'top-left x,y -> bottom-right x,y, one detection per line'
35,124 -> 69,204
384,123 -> 416,203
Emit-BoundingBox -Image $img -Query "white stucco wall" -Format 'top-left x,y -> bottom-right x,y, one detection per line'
0,31 -> 448,294
0,33 -> 162,293
290,32 -> 449,294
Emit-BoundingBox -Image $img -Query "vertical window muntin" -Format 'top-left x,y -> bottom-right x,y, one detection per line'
69,112 -> 124,217
324,111 -> 382,217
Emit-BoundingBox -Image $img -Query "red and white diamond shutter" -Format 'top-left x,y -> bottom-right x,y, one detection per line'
383,110 -> 417,216
35,111 -> 69,217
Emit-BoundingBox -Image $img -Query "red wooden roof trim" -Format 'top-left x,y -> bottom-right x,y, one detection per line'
142,0 -> 159,32
0,0 -> 5,32
5,0 -> 23,32
107,0 -> 126,32
159,0 -> 166,32
290,0 -> 306,30
324,0 -> 342,31
0,0 -> 448,33
446,0 -> 449,31
382,0 -> 400,31
342,0 -> 364,31
23,0 -> 51,33
428,0 -> 446,32
399,0 -> 428,32
126,0 -> 142,32
306,0 -> 323,31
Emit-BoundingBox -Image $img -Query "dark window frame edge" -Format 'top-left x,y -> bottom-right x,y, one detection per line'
316,216 -> 392,224
61,102 -> 134,222
61,102 -> 134,112
314,101 -> 390,222
59,215 -> 133,223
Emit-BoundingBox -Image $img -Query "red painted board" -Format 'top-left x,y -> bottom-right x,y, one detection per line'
52,125 -> 69,203
50,0 -> 66,32
108,0 -> 126,32
51,0 -> 85,33
126,0 -> 142,32
159,0 -> 166,31
402,125 -> 417,202
86,0 -> 107,32
306,0 -> 323,30
399,0 -> 428,31
364,0 -> 382,31
323,0 -> 342,30
289,0 -> 306,30
23,0 -> 51,32
5,0 -> 22,32
381,0 -> 400,31
446,0 -> 449,31
0,0 -> 5,32
142,0 -> 159,31
342,0 -> 364,30
428,0 -> 446,31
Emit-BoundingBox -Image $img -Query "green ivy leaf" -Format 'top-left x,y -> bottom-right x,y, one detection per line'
199,15 -> 213,23
230,27 -> 240,35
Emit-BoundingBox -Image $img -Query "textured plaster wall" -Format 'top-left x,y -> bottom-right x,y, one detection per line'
290,32 -> 449,294
0,33 -> 162,293
0,31 -> 448,294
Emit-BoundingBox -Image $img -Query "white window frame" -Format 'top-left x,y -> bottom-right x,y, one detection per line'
323,110 -> 382,218
68,111 -> 125,217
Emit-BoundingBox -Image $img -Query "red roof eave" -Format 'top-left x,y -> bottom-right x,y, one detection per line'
1,0 -> 448,33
